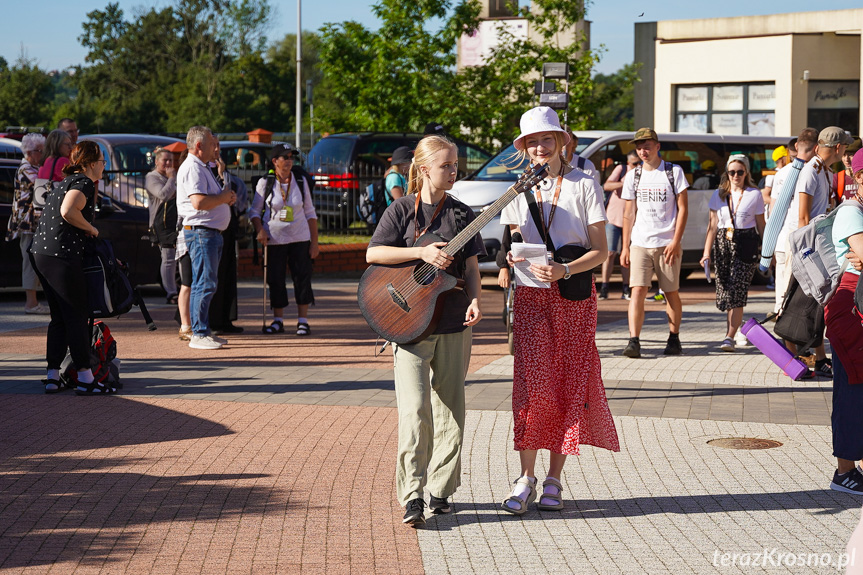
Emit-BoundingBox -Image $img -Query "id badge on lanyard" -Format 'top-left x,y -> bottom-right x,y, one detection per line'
279,206 -> 294,222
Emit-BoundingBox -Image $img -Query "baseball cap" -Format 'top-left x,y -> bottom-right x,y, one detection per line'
771,146 -> 788,163
847,138 -> 862,155
270,143 -> 299,160
424,122 -> 445,136
630,127 -> 659,144
818,127 -> 854,147
390,146 -> 413,165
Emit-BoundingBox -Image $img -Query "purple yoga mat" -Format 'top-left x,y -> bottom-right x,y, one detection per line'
741,318 -> 808,380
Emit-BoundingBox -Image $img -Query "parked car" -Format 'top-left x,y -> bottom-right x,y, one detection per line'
80,134 -> 184,207
0,137 -> 162,289
307,132 -> 492,229
448,130 -> 789,273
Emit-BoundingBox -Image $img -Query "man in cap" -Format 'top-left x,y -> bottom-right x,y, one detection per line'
784,126 -> 853,377
762,145 -> 789,206
620,128 -> 689,358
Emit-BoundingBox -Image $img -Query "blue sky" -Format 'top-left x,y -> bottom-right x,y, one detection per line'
1,1 -> 860,75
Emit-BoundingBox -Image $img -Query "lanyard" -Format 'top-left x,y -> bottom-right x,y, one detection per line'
535,175 -> 563,236
725,189 -> 743,229
413,192 -> 447,243
279,174 -> 293,204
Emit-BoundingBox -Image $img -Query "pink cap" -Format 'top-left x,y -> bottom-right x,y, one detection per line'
853,148 -> 863,176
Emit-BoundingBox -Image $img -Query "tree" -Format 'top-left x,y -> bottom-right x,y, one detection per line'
317,0 -> 481,133
588,63 -> 640,131
0,54 -> 55,127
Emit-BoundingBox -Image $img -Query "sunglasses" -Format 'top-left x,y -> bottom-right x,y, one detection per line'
727,169 -> 746,177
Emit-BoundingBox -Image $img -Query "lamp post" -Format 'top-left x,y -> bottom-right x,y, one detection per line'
296,0 -> 302,150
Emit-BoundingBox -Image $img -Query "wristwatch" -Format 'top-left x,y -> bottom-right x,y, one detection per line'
563,263 -> 572,280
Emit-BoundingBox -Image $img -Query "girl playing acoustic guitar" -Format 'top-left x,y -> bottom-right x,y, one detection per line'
366,135 -> 484,527
500,106 -> 620,515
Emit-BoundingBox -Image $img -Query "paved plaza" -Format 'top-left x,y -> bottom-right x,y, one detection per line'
0,278 -> 859,574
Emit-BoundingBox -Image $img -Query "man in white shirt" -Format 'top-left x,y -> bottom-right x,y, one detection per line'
620,128 -> 689,358
176,125 -> 236,350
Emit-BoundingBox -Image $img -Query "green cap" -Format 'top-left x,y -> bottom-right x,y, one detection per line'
630,127 -> 659,144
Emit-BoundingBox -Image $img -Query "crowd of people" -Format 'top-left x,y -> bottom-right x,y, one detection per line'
6,111 -> 863,520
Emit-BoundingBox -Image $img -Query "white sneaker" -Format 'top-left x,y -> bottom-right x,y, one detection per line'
719,337 -> 736,352
734,331 -> 749,347
212,334 -> 227,344
24,304 -> 50,315
189,335 -> 224,350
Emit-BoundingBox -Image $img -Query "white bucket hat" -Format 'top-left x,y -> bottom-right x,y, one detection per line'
513,106 -> 571,151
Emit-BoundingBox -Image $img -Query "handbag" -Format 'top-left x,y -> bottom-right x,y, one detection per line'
82,239 -> 135,319
726,196 -> 760,263
525,190 -> 592,301
31,157 -> 60,210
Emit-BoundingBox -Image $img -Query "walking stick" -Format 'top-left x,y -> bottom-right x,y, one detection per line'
261,243 -> 268,333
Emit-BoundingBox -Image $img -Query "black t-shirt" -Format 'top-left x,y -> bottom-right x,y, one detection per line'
369,194 -> 485,334
30,175 -> 95,260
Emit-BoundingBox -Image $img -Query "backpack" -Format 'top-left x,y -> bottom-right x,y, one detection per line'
260,169 -> 309,219
83,238 -> 135,318
632,161 -> 677,194
60,320 -> 120,389
357,176 -> 391,226
787,201 -> 863,305
773,275 -> 824,350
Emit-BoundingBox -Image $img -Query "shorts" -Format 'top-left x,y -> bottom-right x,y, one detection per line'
177,253 -> 192,287
629,245 -> 681,292
605,224 -> 623,253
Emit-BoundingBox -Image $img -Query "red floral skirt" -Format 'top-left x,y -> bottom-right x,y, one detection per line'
512,280 -> 620,455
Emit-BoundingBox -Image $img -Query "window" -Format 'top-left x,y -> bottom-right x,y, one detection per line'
807,81 -> 859,133
675,83 -> 776,136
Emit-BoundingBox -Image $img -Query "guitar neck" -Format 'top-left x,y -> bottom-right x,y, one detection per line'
442,185 -> 522,256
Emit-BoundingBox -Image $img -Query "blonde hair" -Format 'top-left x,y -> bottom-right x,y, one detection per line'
406,135 -> 456,196
509,131 -> 569,172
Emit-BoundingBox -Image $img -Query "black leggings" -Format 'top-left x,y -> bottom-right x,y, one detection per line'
265,242 -> 315,309
30,253 -> 90,370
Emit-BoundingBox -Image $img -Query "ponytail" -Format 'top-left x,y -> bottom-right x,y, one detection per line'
406,135 -> 456,196
62,141 -> 101,176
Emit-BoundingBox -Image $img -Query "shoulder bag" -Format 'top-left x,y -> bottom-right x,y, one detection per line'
525,188 -> 592,301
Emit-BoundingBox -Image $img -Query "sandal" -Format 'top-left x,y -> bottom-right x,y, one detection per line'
74,380 -> 118,396
536,477 -> 565,511
42,378 -> 64,394
263,320 -> 284,334
296,322 -> 311,336
501,476 -> 536,515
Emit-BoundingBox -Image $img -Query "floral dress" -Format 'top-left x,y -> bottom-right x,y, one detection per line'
5,160 -> 39,241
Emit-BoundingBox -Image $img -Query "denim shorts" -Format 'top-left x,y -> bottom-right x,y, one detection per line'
605,224 -> 623,253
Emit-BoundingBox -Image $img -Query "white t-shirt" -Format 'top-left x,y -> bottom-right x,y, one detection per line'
571,153 -> 601,188
779,156 -> 833,246
500,168 -> 607,250
708,187 -> 764,230
621,160 -> 689,248
249,175 -> 317,245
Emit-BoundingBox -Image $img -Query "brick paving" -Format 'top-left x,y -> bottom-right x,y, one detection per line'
0,278 -> 856,574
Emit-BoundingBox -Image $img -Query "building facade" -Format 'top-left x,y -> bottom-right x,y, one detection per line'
634,9 -> 863,137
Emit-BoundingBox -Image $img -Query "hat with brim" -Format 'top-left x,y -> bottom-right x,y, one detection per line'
513,107 -> 570,151
630,127 -> 659,144
390,146 -> 413,165
270,143 -> 299,160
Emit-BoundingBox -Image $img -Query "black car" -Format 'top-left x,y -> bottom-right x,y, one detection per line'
0,138 -> 161,289
307,132 -> 491,230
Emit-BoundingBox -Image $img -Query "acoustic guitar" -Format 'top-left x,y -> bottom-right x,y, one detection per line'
357,163 -> 549,344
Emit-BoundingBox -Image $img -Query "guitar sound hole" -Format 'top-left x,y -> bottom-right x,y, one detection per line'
412,264 -> 437,286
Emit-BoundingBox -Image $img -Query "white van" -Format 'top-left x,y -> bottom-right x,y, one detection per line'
448,130 -> 789,273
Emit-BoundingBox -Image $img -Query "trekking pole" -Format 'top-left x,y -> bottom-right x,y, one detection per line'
261,243 -> 268,333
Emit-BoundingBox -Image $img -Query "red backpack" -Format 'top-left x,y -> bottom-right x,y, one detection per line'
60,321 -> 120,390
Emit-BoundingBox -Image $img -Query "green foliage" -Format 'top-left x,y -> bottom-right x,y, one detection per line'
588,63 -> 640,131
0,55 -> 55,127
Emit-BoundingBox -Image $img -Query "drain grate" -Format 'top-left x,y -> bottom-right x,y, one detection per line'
707,437 -> 783,450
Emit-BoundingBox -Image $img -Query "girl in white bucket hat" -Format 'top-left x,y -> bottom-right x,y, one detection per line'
499,106 -> 620,515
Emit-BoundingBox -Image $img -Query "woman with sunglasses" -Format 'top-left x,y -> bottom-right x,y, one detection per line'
700,154 -> 765,352
29,141 -> 110,394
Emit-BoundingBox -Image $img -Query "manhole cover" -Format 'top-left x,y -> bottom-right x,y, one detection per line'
707,437 -> 783,450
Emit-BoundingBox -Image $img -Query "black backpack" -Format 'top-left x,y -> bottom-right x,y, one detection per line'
83,238 -> 135,318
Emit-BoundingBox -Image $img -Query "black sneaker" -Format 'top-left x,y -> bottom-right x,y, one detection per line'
831,468 -> 863,494
815,359 -> 833,378
663,337 -> 682,356
623,338 -> 641,358
429,495 -> 452,515
598,285 -> 609,300
621,288 -> 631,300
403,498 -> 425,527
